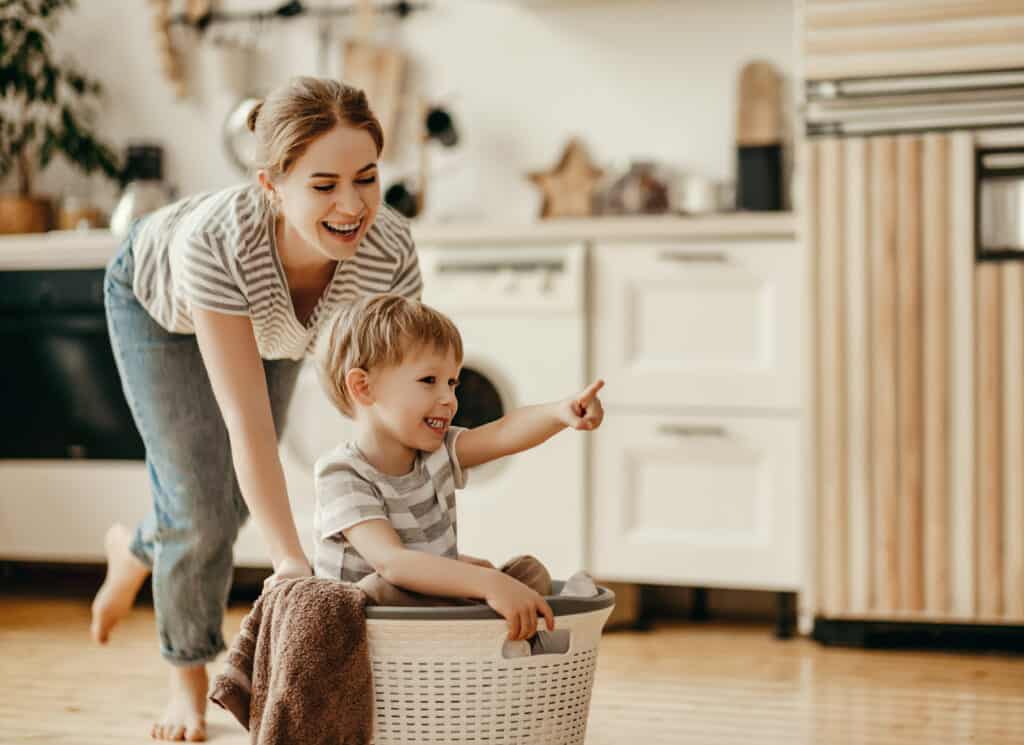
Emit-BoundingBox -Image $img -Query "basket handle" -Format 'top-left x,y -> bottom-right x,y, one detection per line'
500,630 -> 573,659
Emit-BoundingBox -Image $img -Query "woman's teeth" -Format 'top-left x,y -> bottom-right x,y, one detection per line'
323,218 -> 361,236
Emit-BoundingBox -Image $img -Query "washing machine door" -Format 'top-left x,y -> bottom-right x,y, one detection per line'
452,366 -> 504,429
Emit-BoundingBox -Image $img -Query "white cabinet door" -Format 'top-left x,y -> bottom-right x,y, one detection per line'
591,412 -> 801,590
591,241 -> 803,410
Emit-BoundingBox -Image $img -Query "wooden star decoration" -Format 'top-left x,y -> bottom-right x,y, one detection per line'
528,138 -> 604,219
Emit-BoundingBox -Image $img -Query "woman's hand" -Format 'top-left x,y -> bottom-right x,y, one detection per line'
458,553 -> 495,569
484,572 -> 555,641
263,555 -> 312,593
556,379 -> 605,431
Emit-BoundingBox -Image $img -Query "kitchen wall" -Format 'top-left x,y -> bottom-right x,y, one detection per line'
39,0 -> 793,221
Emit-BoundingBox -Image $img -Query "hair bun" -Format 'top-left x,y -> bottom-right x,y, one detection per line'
246,101 -> 264,133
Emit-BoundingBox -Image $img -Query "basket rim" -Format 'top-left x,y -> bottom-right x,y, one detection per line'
364,582 -> 616,621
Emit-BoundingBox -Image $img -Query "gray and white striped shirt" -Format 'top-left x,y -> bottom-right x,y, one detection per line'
130,183 -> 422,360
313,427 -> 468,582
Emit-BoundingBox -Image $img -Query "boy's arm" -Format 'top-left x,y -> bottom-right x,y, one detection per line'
344,519 -> 556,639
456,379 -> 605,469
344,519 -> 499,599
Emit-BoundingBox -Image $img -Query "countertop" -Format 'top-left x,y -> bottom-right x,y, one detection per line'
0,212 -> 798,270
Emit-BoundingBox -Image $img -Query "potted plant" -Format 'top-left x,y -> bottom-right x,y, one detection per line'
0,0 -> 120,233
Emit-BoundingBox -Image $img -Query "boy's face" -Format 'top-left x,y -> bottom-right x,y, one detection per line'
368,344 -> 461,452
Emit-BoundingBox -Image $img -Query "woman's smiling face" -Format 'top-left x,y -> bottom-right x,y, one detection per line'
263,123 -> 382,262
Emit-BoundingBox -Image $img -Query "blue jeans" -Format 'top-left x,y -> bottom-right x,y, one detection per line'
104,226 -> 301,666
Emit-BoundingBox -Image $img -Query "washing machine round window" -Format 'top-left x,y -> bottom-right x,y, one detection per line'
452,367 -> 503,429
452,361 -> 512,483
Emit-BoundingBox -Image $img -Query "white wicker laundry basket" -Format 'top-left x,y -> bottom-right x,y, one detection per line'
364,583 -> 616,745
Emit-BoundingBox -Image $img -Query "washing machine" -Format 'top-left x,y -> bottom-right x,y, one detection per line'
236,242 -> 588,580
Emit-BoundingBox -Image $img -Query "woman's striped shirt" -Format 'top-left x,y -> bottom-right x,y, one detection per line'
130,183 -> 422,360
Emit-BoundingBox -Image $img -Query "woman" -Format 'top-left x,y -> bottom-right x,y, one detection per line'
90,76 -> 421,741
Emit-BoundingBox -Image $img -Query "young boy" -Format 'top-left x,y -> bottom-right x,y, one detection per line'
314,294 -> 604,641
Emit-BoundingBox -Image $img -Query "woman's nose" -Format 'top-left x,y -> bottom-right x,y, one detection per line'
334,184 -> 363,215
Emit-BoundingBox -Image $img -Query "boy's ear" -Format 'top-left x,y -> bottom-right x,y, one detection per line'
345,368 -> 373,407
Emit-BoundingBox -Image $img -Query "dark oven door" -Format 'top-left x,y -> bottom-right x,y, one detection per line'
0,269 -> 144,460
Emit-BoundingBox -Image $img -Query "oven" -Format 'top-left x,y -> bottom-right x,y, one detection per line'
0,268 -> 144,460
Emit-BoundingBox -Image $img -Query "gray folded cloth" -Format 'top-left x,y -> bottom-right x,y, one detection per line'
560,570 -> 599,598
526,571 -> 599,656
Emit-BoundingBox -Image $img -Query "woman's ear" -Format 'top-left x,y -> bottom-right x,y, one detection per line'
258,170 -> 279,208
346,368 -> 373,407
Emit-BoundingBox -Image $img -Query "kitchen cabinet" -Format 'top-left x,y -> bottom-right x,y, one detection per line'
591,240 -> 803,410
591,412 -> 800,590
589,235 -> 806,634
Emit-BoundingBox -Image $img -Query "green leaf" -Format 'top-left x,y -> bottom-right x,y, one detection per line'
1,0 -> 118,190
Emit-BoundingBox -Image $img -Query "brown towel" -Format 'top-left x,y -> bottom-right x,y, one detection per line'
210,578 -> 372,745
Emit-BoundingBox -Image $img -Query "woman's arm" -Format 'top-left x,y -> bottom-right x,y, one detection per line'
192,307 -> 308,575
456,379 -> 605,469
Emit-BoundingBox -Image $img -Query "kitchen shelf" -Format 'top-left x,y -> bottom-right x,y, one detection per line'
0,213 -> 798,271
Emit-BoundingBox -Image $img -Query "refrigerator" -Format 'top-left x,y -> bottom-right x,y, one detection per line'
802,63 -> 1024,642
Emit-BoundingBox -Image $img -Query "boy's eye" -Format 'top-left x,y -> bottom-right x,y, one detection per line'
420,376 -> 436,385
449,379 -> 459,388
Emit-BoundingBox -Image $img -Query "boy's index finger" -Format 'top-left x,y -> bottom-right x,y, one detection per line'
576,379 -> 605,407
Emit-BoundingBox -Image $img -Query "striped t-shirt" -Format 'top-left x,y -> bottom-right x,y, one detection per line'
313,427 -> 468,582
130,183 -> 422,360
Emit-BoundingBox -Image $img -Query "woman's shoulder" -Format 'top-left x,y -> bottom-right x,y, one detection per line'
178,183 -> 271,258
366,203 -> 414,256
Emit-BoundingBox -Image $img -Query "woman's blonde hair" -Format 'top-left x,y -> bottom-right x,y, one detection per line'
319,294 -> 464,417
247,76 -> 384,181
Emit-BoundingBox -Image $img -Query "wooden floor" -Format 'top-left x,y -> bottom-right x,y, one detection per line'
1,594 -> 1022,744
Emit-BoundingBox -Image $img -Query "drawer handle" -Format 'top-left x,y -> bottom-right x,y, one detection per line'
658,250 -> 728,264
657,424 -> 727,438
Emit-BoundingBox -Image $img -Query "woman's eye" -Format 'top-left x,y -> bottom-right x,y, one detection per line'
355,176 -> 377,185
313,184 -> 334,192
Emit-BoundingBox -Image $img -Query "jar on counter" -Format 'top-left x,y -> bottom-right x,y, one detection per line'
598,160 -> 671,215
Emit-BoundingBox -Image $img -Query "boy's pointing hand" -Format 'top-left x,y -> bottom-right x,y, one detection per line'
559,379 -> 605,431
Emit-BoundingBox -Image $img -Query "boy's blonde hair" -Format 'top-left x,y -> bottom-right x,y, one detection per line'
319,294 -> 464,417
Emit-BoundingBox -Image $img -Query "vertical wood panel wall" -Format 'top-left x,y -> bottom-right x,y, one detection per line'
810,131 -> 1024,623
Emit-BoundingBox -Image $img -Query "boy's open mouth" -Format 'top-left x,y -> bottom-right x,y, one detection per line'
424,417 -> 447,433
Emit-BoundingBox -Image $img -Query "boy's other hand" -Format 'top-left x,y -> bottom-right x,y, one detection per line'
485,572 -> 555,641
558,378 -> 605,431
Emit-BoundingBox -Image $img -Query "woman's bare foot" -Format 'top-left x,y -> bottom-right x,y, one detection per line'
152,664 -> 208,741
90,523 -> 150,643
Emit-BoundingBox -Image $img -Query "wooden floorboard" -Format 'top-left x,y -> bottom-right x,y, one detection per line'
1,595 -> 1022,744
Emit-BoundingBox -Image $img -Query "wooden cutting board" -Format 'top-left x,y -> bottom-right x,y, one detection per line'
343,40 -> 404,160
737,60 -> 783,147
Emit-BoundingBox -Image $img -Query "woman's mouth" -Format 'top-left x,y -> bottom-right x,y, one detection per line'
322,217 -> 363,241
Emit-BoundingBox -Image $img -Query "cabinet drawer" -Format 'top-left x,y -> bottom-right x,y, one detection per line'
591,412 -> 801,590
591,240 -> 804,409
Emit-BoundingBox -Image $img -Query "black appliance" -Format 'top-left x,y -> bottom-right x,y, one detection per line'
0,269 -> 144,459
